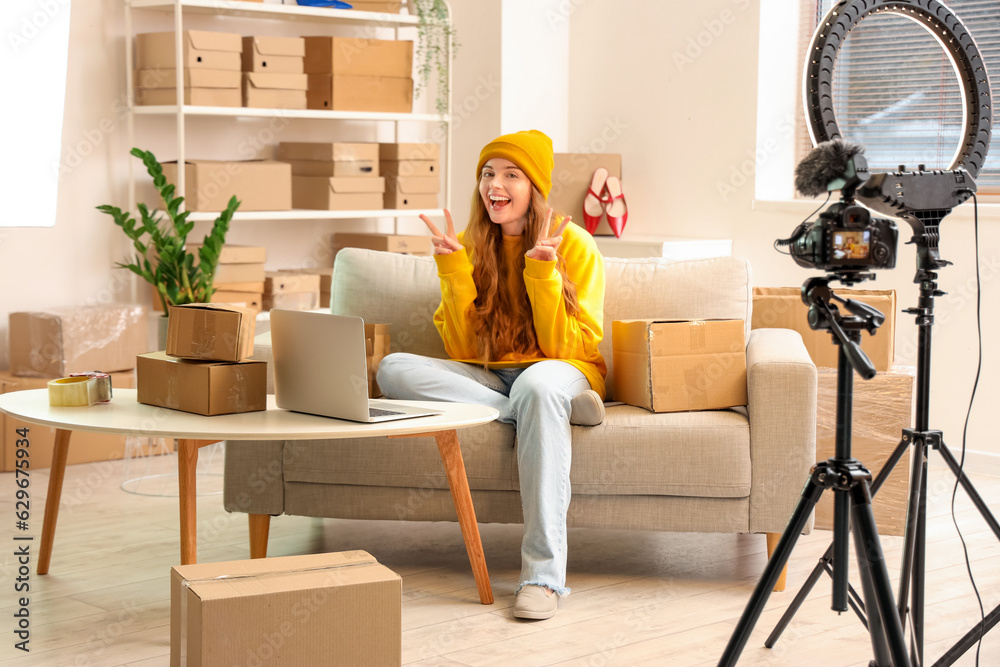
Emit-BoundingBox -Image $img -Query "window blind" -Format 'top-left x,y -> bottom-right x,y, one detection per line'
795,0 -> 999,194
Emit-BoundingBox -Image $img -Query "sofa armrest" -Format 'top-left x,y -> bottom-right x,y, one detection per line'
746,328 -> 817,534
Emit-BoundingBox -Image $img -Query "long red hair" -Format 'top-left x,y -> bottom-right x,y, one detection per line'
463,186 -> 580,363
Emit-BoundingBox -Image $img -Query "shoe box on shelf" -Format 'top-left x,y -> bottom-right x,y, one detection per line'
242,35 -> 307,109
379,143 -> 440,209
330,232 -> 431,259
277,142 -> 385,211
150,246 -> 267,313
134,30 -> 243,107
160,160 -> 292,212
303,36 -> 413,112
263,271 -> 321,312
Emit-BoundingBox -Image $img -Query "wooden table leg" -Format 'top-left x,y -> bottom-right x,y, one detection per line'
37,429 -> 71,575
249,514 -> 271,559
433,429 -> 494,605
177,439 -> 220,565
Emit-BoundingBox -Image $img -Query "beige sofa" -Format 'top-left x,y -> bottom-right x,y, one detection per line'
223,248 -> 817,565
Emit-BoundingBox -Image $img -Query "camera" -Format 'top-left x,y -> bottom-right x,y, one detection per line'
788,200 -> 898,272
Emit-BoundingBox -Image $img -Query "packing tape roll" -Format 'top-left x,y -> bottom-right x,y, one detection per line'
69,371 -> 112,402
47,373 -> 112,407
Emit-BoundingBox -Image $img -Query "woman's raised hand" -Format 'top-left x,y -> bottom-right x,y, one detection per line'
525,209 -> 571,262
420,209 -> 463,255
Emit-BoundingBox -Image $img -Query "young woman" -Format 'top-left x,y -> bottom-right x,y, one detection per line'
376,129 -> 606,620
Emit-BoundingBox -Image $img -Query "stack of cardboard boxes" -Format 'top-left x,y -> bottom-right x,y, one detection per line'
3,305 -> 150,469
134,30 -> 243,107
304,36 -> 413,112
207,245 -> 268,312
381,142 -> 440,210
279,142 -> 386,211
242,35 -> 307,109
138,304 -> 266,416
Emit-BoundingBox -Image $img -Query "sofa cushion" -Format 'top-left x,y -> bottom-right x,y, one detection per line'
330,249 -> 752,401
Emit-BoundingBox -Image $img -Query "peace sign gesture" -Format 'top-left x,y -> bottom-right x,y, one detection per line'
525,209 -> 571,262
419,209 -> 463,255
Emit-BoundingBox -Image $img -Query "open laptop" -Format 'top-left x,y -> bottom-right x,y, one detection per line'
270,309 -> 442,423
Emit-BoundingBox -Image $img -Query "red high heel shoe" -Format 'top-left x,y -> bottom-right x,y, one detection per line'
604,176 -> 628,238
582,167 -> 609,234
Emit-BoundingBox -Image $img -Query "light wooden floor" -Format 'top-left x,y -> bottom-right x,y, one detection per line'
1,448 -> 998,666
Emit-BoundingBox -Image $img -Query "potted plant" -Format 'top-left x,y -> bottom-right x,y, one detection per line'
97,148 -> 240,342
412,0 -> 458,120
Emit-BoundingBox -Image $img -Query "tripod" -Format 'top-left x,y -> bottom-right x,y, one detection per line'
719,276 -> 910,667
766,259 -> 1000,666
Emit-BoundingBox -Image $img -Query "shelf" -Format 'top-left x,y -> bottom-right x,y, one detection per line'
186,208 -> 444,221
133,105 -> 446,123
129,0 -> 421,25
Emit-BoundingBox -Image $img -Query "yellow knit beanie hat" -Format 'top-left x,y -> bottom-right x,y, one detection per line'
476,130 -> 554,199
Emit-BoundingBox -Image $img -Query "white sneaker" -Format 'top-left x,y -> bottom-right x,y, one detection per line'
570,390 -> 605,426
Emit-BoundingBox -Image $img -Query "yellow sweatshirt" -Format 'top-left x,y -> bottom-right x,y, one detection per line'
432,222 -> 608,398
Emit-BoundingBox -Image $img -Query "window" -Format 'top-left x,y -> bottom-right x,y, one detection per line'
795,0 -> 999,193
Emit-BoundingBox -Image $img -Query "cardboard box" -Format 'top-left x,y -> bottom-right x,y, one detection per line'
170,550 -> 401,667
242,72 -> 308,109
211,291 -> 263,312
380,158 -> 439,178
306,73 -> 412,112
277,142 -> 379,162
366,323 -> 390,398
0,370 -> 170,471
166,303 -> 257,363
814,366 -> 915,536
265,272 -> 321,295
135,31 -> 242,71
612,319 -> 748,413
213,281 -> 265,293
242,36 -> 305,73
276,268 -> 332,308
348,1 -> 403,12
263,292 -> 320,311
292,175 -> 385,210
751,287 -> 895,371
9,305 -> 149,378
188,244 -> 267,264
285,159 -> 378,177
303,37 -> 413,77
135,87 -> 242,107
214,262 -> 266,284
384,189 -> 438,210
548,153 -> 622,237
384,174 -> 439,209
331,232 -> 431,255
134,68 -> 241,106
161,160 -> 292,212
379,142 -> 439,161
137,351 -> 266,416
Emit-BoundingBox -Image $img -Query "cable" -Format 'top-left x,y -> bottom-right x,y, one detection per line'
951,191 -> 985,666
774,192 -> 832,255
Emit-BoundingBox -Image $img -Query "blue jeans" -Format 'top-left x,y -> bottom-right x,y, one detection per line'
376,352 -> 590,596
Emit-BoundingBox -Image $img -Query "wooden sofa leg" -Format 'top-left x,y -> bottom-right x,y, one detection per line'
766,533 -> 787,592
249,514 -> 271,559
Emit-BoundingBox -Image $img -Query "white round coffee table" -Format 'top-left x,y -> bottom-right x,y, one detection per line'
0,388 -> 499,604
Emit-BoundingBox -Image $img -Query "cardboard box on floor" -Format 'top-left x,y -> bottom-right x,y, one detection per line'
814,366 -> 915,536
137,351 -> 266,416
303,36 -> 413,77
549,153 -> 622,237
166,303 -> 257,362
170,550 -> 401,667
9,305 -> 149,378
0,370 -> 173,471
161,160 -> 291,212
135,31 -> 242,71
751,287 -> 895,371
612,319 -> 748,413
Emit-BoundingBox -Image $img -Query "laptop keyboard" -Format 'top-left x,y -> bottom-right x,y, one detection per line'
369,407 -> 405,418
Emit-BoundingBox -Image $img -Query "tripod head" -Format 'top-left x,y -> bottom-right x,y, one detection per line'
801,275 -> 884,380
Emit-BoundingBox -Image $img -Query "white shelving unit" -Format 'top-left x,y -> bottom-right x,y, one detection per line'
124,0 -> 452,225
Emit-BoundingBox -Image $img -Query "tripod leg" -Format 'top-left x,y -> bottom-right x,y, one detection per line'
719,472 -> 824,667
897,443 -> 927,624
936,441 -> 1000,540
851,481 -> 910,667
765,553 -> 827,648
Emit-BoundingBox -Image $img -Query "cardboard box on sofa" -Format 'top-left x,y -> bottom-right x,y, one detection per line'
303,36 -> 413,77
0,370 -> 168,471
170,550 -> 401,667
161,160 -> 291,212
292,175 -> 385,210
134,68 -> 242,107
137,351 -> 266,416
612,319 -> 748,413
278,142 -> 379,163
814,365 -> 915,536
166,303 -> 257,362
548,153 -> 622,237
242,72 -> 308,109
9,305 -> 149,378
331,232 -> 431,256
306,73 -> 412,112
751,287 -> 895,371
135,31 -> 242,71
241,35 -> 305,73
